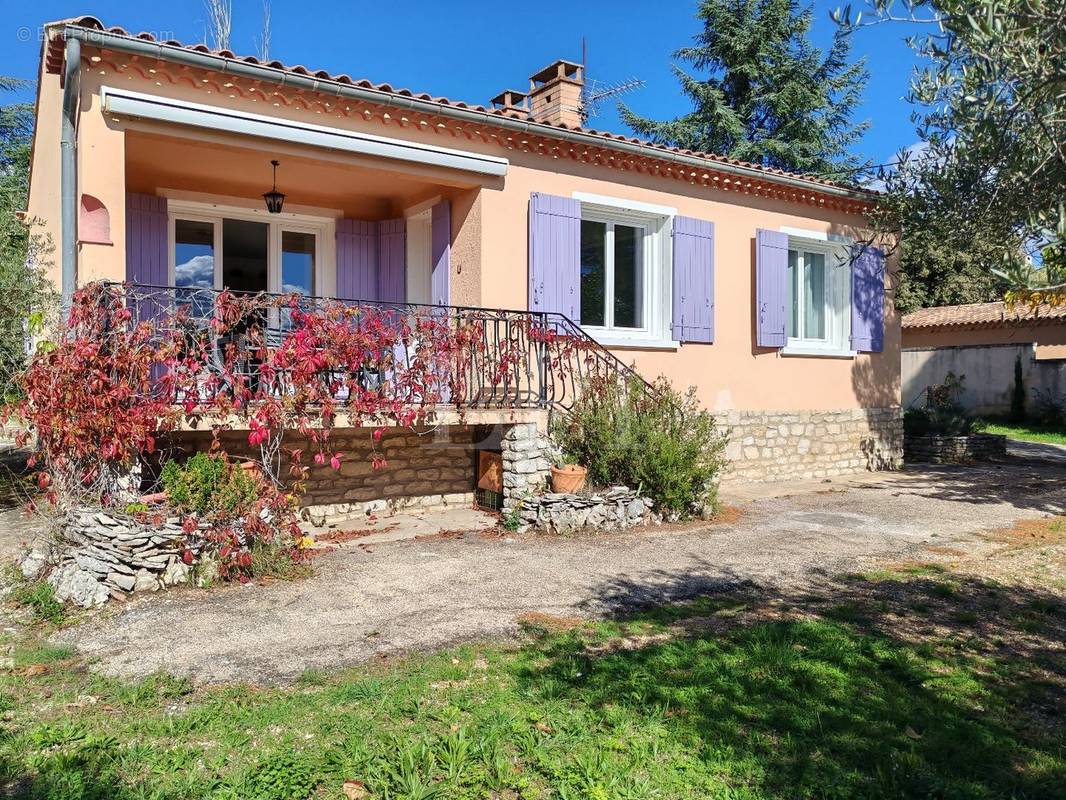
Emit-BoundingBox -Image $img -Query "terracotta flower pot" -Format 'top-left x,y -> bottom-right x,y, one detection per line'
550,464 -> 587,493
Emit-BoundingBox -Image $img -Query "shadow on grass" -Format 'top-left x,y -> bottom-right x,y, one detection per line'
517,568 -> 1066,799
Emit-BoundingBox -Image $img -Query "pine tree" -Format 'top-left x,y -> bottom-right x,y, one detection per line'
620,0 -> 869,175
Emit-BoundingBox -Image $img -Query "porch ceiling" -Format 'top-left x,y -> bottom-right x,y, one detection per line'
124,130 -> 477,219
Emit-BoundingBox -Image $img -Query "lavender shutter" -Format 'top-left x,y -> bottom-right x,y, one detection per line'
125,193 -> 168,324
431,201 -> 450,306
125,193 -> 168,286
377,218 -> 406,303
335,220 -> 378,301
671,216 -> 715,343
755,229 -> 789,348
850,243 -> 886,352
528,193 -> 581,321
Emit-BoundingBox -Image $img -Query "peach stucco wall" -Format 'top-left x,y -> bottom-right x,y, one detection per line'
30,46 -> 899,414
478,158 -> 898,411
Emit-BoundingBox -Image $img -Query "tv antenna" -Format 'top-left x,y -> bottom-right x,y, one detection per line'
580,37 -> 645,124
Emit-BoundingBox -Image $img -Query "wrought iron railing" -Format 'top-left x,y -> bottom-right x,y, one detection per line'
96,282 -> 651,414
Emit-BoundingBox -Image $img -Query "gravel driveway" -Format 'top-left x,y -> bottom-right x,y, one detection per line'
56,459 -> 1066,684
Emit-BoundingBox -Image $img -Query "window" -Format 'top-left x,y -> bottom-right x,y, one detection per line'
578,205 -> 670,345
785,238 -> 851,354
168,200 -> 332,307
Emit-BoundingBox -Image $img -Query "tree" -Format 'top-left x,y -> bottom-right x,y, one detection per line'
0,77 -> 52,400
620,0 -> 870,174
895,227 -> 1007,313
839,1 -> 1066,305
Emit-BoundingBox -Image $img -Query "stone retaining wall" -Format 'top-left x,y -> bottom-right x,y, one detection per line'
21,508 -> 194,607
514,486 -> 654,533
719,407 -> 903,483
904,433 -> 1007,464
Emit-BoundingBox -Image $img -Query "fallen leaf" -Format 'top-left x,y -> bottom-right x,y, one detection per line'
905,726 -> 923,740
21,664 -> 48,677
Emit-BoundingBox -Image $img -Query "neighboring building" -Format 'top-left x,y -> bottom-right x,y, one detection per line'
25,17 -> 902,512
902,302 -> 1066,414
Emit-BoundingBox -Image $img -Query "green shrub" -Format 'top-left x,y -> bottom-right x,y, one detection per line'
906,372 -> 984,436
553,373 -> 727,517
160,453 -> 258,519
1010,354 -> 1026,422
242,751 -> 317,800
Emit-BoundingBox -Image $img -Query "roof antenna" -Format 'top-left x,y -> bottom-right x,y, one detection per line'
579,35 -> 645,124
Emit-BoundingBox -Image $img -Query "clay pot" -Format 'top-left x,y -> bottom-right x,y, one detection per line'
550,464 -> 587,493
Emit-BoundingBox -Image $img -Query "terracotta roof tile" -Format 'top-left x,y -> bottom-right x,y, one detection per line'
48,16 -> 874,199
902,301 -> 1066,330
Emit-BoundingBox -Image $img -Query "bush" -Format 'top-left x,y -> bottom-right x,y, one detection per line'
553,373 -> 727,517
906,372 -> 984,437
160,453 -> 258,519
1010,354 -> 1026,422
1031,388 -> 1066,428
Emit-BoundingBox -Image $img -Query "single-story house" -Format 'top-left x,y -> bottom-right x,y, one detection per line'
25,16 -> 902,515
902,302 -> 1066,414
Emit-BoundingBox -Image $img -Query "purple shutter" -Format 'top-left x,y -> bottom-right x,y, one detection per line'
126,193 -> 168,324
671,216 -> 715,343
851,243 -> 885,352
528,192 -> 581,321
335,220 -> 379,301
377,218 -> 406,304
431,201 -> 450,306
755,229 -> 788,348
126,193 -> 168,285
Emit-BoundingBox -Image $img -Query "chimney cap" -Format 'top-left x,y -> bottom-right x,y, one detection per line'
529,59 -> 584,88
490,88 -> 529,109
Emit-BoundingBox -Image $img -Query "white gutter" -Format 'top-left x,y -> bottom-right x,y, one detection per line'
100,86 -> 508,178
64,24 -> 875,203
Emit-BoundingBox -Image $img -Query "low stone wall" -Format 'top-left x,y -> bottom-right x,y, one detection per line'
719,407 -> 903,483
23,508 -> 193,607
904,433 -> 1007,464
514,486 -> 654,533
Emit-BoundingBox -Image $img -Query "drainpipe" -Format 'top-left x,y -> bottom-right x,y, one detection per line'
60,36 -> 81,309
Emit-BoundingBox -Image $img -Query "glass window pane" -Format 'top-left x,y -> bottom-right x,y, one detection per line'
175,219 -> 214,315
222,219 -> 269,294
282,231 -> 315,296
787,249 -> 799,339
804,251 -> 826,340
613,224 -> 643,329
580,220 -> 606,326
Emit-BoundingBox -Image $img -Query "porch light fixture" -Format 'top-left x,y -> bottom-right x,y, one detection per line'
262,159 -> 285,214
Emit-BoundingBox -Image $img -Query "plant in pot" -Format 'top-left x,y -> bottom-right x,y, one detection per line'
550,457 -> 587,493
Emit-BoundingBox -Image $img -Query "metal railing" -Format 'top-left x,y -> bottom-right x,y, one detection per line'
96,282 -> 652,414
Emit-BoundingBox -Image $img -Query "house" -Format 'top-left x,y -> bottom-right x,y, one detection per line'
903,302 -> 1066,414
25,17 -> 902,516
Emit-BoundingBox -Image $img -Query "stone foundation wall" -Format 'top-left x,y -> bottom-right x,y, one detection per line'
904,433 -> 1006,464
719,407 -> 903,483
501,422 -> 553,511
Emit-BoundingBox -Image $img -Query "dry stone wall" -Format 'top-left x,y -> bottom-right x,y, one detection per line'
904,433 -> 1007,464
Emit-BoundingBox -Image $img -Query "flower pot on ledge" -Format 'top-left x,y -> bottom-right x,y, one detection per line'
550,464 -> 587,493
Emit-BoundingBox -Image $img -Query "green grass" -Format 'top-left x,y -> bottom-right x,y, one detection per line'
0,571 -> 1062,800
981,418 -> 1066,445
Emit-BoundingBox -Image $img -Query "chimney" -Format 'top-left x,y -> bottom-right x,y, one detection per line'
490,88 -> 530,118
527,60 -> 584,127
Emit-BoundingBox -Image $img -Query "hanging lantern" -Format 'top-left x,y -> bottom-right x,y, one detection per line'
262,159 -> 285,214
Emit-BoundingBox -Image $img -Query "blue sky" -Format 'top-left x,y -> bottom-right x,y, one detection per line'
4,0 -> 925,168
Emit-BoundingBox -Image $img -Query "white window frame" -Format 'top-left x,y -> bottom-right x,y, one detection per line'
167,198 -> 335,298
782,234 -> 854,357
577,201 -> 674,349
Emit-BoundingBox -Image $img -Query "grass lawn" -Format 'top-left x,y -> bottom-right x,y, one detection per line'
981,418 -> 1066,446
2,556 -> 1064,798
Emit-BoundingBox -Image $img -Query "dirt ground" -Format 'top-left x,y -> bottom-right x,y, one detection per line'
9,458 -> 1053,685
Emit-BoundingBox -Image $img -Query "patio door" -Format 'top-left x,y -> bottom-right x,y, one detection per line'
170,201 -> 333,303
